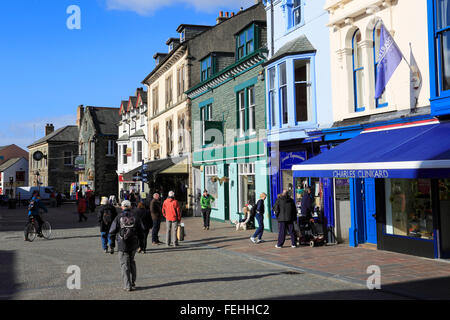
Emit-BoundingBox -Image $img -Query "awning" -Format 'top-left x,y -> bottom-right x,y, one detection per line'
292,120 -> 450,179
122,156 -> 188,181
160,158 -> 189,174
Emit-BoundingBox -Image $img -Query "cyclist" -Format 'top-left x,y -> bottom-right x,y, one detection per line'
26,191 -> 48,239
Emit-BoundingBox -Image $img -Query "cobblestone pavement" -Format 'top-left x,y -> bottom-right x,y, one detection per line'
0,204 -> 447,300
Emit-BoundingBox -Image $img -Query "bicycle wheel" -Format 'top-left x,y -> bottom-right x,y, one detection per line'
24,223 -> 37,242
41,221 -> 52,239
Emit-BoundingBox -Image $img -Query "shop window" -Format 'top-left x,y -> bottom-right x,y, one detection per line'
238,163 -> 256,211
204,165 -> 218,209
352,29 -> 365,112
385,179 -> 434,240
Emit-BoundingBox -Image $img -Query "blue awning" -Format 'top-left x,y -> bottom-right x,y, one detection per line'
292,120 -> 450,179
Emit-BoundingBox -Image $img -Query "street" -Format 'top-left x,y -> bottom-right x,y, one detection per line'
0,203 -> 407,300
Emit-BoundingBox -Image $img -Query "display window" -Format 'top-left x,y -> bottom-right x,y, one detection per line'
239,163 -> 256,210
385,179 -> 434,240
282,170 -> 294,198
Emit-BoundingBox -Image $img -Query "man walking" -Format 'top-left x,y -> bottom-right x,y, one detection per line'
200,190 -> 215,230
162,191 -> 181,247
109,200 -> 145,292
150,193 -> 162,245
98,196 -> 118,254
250,193 -> 267,244
273,190 -> 297,248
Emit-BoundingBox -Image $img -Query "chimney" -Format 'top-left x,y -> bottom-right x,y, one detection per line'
76,104 -> 84,128
136,87 -> 144,96
45,123 -> 54,136
216,10 -> 228,24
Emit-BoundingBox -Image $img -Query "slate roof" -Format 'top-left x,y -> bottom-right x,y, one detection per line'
265,35 -> 316,65
117,134 -> 130,142
130,129 -> 145,138
87,107 -> 120,136
28,126 -> 79,148
0,157 -> 23,171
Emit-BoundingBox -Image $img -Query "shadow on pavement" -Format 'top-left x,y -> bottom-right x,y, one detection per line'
0,251 -> 17,300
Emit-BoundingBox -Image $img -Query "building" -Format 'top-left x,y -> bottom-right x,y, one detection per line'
117,88 -> 150,196
291,0 -> 450,259
0,157 -> 28,198
77,105 -> 120,198
186,2 -> 270,225
0,144 -> 28,166
28,124 -> 79,195
262,0 -> 333,233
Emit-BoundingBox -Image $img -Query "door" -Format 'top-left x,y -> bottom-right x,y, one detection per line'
364,178 -> 377,244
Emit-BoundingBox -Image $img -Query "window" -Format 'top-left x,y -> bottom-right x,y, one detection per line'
64,151 -> 73,166
137,141 -> 143,163
201,56 -> 212,81
352,29 -> 365,112
238,90 -> 246,137
294,59 -> 311,122
268,67 -> 277,127
200,104 -> 212,145
374,22 -> 388,108
236,26 -> 255,60
140,114 -> 145,126
238,163 -> 256,210
90,141 -> 95,159
385,179 -> 434,240
166,119 -> 173,155
107,140 -> 115,156
16,171 -> 25,182
153,125 -> 160,160
166,75 -> 173,107
279,62 -> 288,124
293,0 -> 302,27
152,86 -> 159,116
435,0 -> 450,92
178,115 -> 186,152
180,30 -> 185,42
204,165 -> 218,209
122,145 -> 128,164
131,120 -> 136,130
177,65 -> 185,98
248,86 -> 256,134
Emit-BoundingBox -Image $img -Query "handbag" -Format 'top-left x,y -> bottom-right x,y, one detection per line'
177,223 -> 185,241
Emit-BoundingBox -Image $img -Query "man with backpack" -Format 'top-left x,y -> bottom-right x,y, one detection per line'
109,200 -> 145,292
98,196 -> 118,254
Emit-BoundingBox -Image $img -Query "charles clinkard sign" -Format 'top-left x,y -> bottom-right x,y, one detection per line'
333,169 -> 390,179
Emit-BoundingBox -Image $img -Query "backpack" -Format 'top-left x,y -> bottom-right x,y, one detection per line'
250,203 -> 257,217
119,215 -> 137,241
28,199 -> 37,212
102,207 -> 114,225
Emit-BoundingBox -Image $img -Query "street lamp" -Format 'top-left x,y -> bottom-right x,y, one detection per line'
35,171 -> 40,196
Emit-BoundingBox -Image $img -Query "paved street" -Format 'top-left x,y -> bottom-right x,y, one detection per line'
0,203 -> 447,300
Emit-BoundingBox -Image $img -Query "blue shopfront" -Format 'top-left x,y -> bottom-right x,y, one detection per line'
293,119 -> 450,259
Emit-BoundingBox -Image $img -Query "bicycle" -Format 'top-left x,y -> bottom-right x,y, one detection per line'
24,210 -> 52,242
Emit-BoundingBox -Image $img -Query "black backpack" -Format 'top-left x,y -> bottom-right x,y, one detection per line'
119,215 -> 137,240
250,203 -> 257,217
102,207 -> 114,225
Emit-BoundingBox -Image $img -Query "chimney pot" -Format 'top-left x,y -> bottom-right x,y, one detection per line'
219,11 -> 223,17
225,12 -> 229,17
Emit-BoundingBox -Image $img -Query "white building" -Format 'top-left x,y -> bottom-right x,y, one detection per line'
0,157 -> 29,198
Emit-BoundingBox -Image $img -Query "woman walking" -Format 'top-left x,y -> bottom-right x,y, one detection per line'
250,193 -> 267,244
134,202 -> 152,254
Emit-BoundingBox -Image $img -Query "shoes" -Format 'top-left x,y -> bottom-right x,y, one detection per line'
124,287 -> 134,292
104,249 -> 109,254
206,227 -> 209,230
131,283 -> 136,290
137,248 -> 142,253
256,239 -> 264,244
110,248 -> 114,254
203,227 -> 206,230
141,249 -> 146,254
250,237 -> 256,243
275,245 -> 282,248
291,245 -> 297,248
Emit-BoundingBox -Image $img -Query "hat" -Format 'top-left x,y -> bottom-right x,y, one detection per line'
121,200 -> 131,208
168,191 -> 175,198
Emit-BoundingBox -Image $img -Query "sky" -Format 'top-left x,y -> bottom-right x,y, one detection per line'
0,0 -> 255,149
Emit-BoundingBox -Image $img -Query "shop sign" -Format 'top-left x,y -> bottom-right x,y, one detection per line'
333,170 -> 389,179
74,156 -> 85,171
126,148 -> 132,157
280,152 -> 307,170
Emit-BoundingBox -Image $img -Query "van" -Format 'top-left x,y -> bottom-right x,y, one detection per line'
16,186 -> 55,202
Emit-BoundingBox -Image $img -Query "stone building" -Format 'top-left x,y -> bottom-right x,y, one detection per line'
77,105 -> 120,198
28,124 -> 78,195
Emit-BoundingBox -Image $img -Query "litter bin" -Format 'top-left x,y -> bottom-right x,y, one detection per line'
8,199 -> 16,209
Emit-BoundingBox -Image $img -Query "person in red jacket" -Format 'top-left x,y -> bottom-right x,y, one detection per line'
162,191 -> 181,247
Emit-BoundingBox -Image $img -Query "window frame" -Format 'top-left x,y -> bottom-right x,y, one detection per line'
201,56 -> 213,82
279,61 -> 289,125
238,163 -> 256,211
352,29 -> 366,112
64,151 -> 73,166
293,58 -> 312,124
236,25 -> 256,61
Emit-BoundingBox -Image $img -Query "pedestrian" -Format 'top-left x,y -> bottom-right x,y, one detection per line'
250,193 -> 267,244
300,187 -> 314,220
98,196 -> 118,254
134,202 -> 152,254
109,200 -> 145,292
77,194 -> 88,222
273,190 -> 297,248
162,191 -> 181,247
200,189 -> 215,230
150,193 -> 162,245
56,192 -> 62,207
120,188 -> 124,202
130,190 -> 136,208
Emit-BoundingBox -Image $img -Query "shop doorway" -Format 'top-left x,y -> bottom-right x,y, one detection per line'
335,178 -> 351,243
364,179 -> 377,244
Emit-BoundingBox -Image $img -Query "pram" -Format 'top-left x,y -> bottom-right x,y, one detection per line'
297,209 -> 326,247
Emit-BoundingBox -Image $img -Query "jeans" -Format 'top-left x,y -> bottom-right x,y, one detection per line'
201,208 -> 211,227
252,213 -> 264,240
119,250 -> 137,289
100,232 -> 113,250
140,228 -> 150,251
277,221 -> 296,247
166,220 -> 179,246
151,215 -> 161,243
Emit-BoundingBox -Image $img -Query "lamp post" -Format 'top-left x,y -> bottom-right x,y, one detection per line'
35,171 -> 40,196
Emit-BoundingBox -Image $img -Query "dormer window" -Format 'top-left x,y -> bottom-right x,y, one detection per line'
169,43 -> 174,52
180,30 -> 185,42
201,56 -> 213,81
236,25 -> 256,60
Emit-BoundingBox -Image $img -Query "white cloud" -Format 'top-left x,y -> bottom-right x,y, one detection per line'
105,0 -> 256,15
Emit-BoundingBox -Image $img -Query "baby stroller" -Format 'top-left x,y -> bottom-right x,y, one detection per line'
298,207 -> 326,247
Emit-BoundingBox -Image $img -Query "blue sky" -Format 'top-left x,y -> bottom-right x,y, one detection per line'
0,0 -> 254,149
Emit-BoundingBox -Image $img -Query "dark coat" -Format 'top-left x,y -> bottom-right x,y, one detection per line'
150,198 -> 162,219
109,209 -> 145,252
300,192 -> 314,218
97,204 -> 118,233
273,195 -> 296,222
133,207 -> 153,231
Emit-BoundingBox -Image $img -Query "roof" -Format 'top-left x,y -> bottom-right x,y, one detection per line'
117,134 -> 129,142
0,157 -> 24,171
130,129 -> 145,138
175,24 -> 212,33
265,35 -> 316,65
87,107 -> 120,136
166,38 -> 180,45
119,100 -> 129,115
127,97 -> 137,112
137,91 -> 148,106
28,125 -> 79,148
